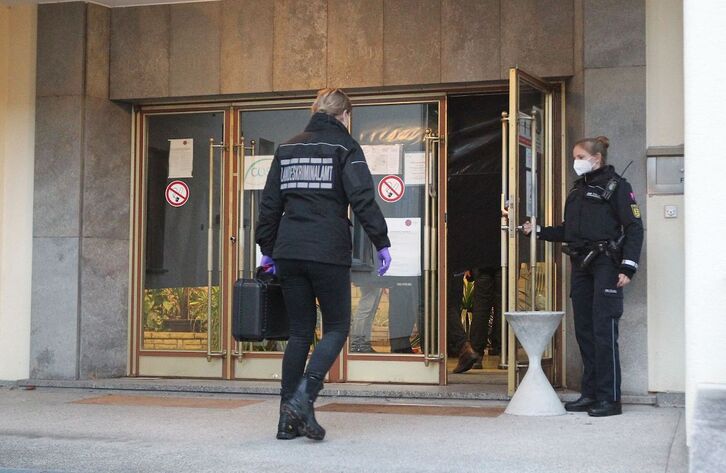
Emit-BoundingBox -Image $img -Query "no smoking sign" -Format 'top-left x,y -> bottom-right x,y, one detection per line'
165,180 -> 190,207
378,175 -> 405,203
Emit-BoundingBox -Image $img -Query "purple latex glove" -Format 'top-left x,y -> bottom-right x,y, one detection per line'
260,255 -> 276,275
377,247 -> 392,276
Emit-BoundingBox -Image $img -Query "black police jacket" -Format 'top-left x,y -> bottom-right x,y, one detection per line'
256,112 -> 390,267
539,165 -> 644,278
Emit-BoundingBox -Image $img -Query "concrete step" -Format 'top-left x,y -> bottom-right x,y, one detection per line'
11,377 -> 657,405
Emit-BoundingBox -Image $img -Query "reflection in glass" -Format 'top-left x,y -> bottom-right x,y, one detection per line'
238,108 -> 311,353
515,83 -> 548,313
142,112 -> 223,352
349,103 -> 438,354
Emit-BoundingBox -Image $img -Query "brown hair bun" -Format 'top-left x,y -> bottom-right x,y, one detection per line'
595,136 -> 610,149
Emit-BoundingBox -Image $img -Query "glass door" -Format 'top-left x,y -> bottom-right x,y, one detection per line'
231,106 -> 312,380
344,99 -> 444,384
502,68 -> 559,395
132,98 -> 446,384
134,109 -> 228,378
229,98 -> 445,384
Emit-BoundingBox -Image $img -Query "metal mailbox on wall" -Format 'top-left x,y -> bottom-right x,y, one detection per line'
647,145 -> 684,195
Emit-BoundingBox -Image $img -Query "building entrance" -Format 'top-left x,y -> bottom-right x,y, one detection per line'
445,69 -> 566,395
129,69 -> 564,395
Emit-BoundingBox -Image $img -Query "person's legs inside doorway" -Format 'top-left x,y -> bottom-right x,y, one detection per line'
446,93 -> 508,383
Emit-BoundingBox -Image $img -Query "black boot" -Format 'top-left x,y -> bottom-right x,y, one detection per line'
277,395 -> 302,440
282,375 -> 326,440
564,395 -> 597,412
588,400 -> 622,417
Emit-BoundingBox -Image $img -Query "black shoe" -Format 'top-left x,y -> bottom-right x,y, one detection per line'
281,375 -> 326,440
564,396 -> 597,412
277,397 -> 302,440
453,342 -> 478,374
392,346 -> 414,354
588,400 -> 622,417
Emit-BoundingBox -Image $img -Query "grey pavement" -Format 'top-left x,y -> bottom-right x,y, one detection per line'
0,387 -> 687,473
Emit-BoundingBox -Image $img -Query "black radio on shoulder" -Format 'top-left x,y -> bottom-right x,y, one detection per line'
232,268 -> 289,342
600,177 -> 620,201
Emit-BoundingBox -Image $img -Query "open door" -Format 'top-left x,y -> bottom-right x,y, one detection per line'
501,68 -> 562,396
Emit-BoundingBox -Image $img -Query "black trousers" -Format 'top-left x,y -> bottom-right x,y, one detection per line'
570,254 -> 624,402
474,268 -> 502,353
446,269 -> 499,355
276,259 -> 351,398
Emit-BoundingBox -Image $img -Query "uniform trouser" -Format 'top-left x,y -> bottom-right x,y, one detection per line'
276,259 -> 351,398
570,254 -> 624,402
446,271 -> 493,355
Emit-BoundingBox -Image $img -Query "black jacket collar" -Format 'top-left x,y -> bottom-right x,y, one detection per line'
305,112 -> 349,135
577,164 -> 615,186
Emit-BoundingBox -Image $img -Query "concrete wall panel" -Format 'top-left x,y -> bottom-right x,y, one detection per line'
383,0 -> 441,86
36,2 -> 85,97
86,4 -> 110,100
170,2 -> 221,97
585,65 -> 648,395
328,0 -> 384,88
564,0 -> 584,391
500,0 -> 574,78
30,237 -> 79,379
83,98 -> 132,240
584,0 -> 645,68
441,0 -> 500,83
110,5 -> 170,100
273,0 -> 327,92
221,0 -> 274,94
79,238 -> 129,378
33,96 -> 83,238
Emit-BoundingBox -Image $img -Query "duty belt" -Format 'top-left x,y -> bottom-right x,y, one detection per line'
564,236 -> 625,269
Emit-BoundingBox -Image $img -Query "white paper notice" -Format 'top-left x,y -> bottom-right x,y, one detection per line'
244,155 -> 275,190
384,217 -> 422,277
404,152 -> 425,185
168,138 -> 194,178
361,144 -> 402,175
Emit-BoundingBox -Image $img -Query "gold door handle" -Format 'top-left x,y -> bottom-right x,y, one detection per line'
207,138 -> 227,361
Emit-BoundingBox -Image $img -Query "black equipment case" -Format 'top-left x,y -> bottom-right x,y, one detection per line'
232,268 -> 289,342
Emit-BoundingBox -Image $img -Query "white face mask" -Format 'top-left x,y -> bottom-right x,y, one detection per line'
573,159 -> 594,176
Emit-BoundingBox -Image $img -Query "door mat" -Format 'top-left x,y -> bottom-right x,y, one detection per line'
317,402 -> 504,417
71,394 -> 263,409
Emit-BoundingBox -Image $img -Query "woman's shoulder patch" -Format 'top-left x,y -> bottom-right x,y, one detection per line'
630,204 -> 641,219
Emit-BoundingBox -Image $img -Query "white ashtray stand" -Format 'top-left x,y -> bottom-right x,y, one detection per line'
504,311 -> 566,416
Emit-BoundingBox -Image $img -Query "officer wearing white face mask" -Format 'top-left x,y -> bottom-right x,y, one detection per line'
522,136 -> 643,417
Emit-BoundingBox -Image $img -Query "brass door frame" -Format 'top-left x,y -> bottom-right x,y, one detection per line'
130,106 -> 231,378
129,85 -> 567,387
504,68 -> 562,396
228,96 -> 446,383
341,95 -> 447,385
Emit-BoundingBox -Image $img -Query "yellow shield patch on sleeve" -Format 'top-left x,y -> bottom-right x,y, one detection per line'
631,204 -> 641,219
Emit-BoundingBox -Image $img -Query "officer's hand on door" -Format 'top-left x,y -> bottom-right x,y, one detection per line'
521,221 -> 533,235
617,273 -> 631,288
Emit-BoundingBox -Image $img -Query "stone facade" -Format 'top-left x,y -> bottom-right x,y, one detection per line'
32,2 -> 131,379
109,0 -> 575,100
32,0 -> 648,396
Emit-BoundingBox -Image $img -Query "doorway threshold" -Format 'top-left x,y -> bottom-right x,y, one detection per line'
13,378 -> 656,405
